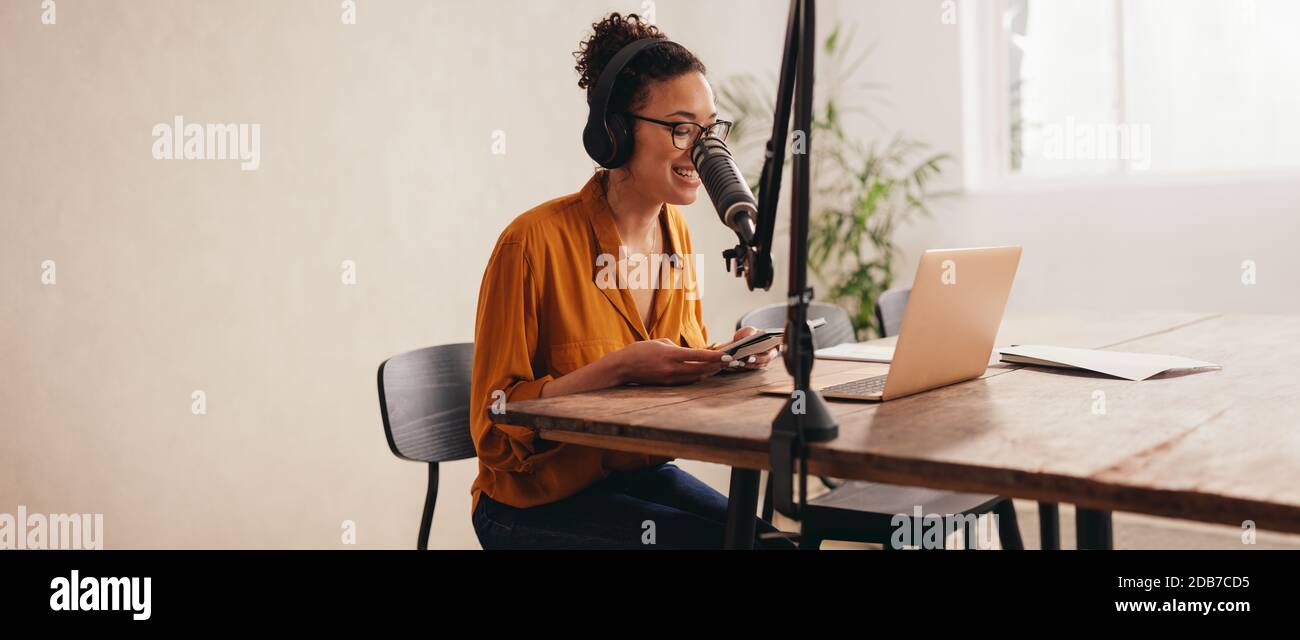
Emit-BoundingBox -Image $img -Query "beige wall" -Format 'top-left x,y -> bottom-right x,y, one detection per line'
9,0 -> 1289,550
0,0 -> 863,549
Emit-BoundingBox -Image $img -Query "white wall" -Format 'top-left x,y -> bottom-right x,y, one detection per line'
0,0 -> 840,549
3,0 -> 1293,550
836,0 -> 1300,317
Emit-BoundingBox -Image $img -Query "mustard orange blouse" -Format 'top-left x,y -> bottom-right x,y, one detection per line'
469,171 -> 715,514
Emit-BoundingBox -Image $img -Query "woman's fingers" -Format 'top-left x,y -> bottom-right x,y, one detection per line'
632,341 -> 736,384
675,347 -> 728,363
742,348 -> 778,369
681,360 -> 724,379
678,359 -> 724,375
665,362 -> 722,384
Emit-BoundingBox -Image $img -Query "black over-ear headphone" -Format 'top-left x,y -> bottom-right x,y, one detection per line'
583,37 -> 676,169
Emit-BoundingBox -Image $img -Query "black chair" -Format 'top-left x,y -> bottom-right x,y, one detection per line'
376,343 -> 476,550
880,286 -> 1064,548
738,297 -> 1024,550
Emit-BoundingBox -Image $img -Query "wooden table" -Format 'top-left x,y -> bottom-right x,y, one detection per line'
494,312 -> 1300,549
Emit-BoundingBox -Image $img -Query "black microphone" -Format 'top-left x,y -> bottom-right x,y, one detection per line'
692,133 -> 758,243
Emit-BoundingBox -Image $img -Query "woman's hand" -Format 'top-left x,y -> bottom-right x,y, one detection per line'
724,326 -> 779,372
611,338 -> 729,385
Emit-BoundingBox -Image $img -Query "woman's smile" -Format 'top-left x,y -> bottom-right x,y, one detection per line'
671,163 -> 700,186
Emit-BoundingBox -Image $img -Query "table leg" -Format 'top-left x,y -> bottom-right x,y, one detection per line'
1076,507 -> 1114,550
1039,502 -> 1061,550
724,467 -> 762,550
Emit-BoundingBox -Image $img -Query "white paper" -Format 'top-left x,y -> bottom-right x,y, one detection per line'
997,345 -> 1221,381
815,342 -> 895,363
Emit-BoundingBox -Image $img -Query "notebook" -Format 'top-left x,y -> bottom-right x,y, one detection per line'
814,342 -> 895,363
997,345 -> 1220,381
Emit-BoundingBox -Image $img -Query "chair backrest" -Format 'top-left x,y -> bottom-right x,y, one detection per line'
377,343 -> 477,464
736,302 -> 856,350
875,287 -> 912,338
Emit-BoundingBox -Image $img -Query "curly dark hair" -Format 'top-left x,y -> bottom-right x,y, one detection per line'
573,13 -> 707,114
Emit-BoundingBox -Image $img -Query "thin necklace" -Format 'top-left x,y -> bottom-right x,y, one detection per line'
606,194 -> 663,256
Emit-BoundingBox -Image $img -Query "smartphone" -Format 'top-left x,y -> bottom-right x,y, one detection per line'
718,330 -> 784,359
718,317 -> 827,360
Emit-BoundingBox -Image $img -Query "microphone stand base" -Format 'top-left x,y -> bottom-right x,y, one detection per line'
769,388 -> 837,520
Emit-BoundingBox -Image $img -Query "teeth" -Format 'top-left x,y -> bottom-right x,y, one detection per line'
673,167 -> 697,179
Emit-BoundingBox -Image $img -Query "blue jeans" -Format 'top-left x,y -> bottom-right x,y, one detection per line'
473,463 -> 794,549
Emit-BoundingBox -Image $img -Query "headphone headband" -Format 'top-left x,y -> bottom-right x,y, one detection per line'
589,38 -> 667,123
583,38 -> 677,168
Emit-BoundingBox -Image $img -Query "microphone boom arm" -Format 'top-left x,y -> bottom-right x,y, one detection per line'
751,0 -> 801,279
726,0 -> 839,527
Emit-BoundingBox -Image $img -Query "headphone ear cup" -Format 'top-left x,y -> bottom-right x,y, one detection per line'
604,113 -> 635,169
583,119 -> 612,167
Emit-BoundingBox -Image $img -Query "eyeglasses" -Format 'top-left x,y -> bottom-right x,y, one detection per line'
627,113 -> 734,150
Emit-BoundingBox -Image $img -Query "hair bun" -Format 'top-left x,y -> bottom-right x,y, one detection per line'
574,13 -> 665,93
573,13 -> 705,116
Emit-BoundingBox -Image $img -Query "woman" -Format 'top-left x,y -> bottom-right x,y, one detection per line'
470,13 -> 789,549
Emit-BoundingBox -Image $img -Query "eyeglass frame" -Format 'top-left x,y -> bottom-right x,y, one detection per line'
625,113 -> 734,150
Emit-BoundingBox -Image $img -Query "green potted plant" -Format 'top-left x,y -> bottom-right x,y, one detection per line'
718,24 -> 951,340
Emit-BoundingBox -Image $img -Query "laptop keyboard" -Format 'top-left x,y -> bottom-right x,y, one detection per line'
820,374 -> 888,396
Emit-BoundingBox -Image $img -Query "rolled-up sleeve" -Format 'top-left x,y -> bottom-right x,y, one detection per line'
470,237 -> 558,473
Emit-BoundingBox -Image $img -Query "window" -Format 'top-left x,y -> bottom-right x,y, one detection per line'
966,0 -> 1300,182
